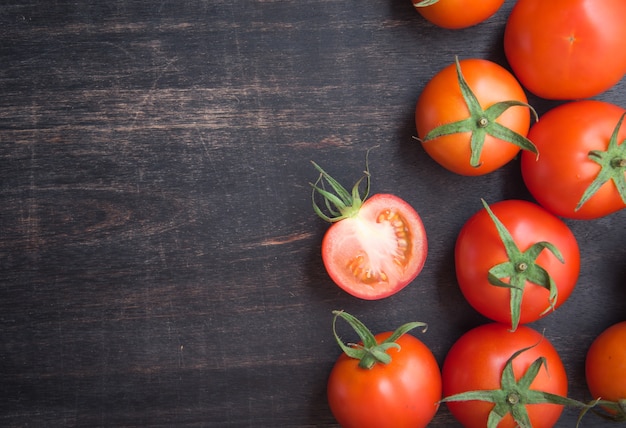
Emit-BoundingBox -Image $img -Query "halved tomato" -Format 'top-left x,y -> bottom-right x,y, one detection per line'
311,161 -> 428,299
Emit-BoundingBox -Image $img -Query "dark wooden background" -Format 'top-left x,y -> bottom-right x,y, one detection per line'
1,0 -> 624,426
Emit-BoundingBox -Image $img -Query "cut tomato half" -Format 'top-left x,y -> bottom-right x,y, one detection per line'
321,194 -> 427,299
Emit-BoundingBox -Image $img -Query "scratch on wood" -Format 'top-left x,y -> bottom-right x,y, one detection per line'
288,135 -> 354,149
258,232 -> 314,247
127,57 -> 179,132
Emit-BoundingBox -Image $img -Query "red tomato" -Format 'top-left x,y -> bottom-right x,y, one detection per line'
442,323 -> 568,428
413,0 -> 505,29
415,58 -> 535,176
521,100 -> 626,220
328,330 -> 441,428
585,321 -> 626,415
504,0 -> 626,100
312,162 -> 427,300
455,200 -> 580,330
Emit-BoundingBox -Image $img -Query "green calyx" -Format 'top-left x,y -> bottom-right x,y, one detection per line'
442,344 -> 592,428
421,56 -> 538,168
332,310 -> 427,370
482,199 -> 564,332
310,152 -> 373,223
414,0 -> 439,6
576,112 -> 626,211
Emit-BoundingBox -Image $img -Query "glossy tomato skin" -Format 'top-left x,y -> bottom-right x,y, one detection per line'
455,200 -> 580,325
504,0 -> 626,100
415,58 -> 531,176
322,193 -> 427,300
328,331 -> 441,428
414,0 -> 505,30
521,100 -> 626,219
586,321 -> 626,406
442,323 -> 568,428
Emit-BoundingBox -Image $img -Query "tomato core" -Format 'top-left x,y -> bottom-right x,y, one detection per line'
346,209 -> 412,285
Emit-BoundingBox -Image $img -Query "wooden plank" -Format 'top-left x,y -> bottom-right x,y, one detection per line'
1,0 -> 625,426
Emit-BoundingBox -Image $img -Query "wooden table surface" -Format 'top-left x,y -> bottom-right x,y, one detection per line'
1,1 -> 625,426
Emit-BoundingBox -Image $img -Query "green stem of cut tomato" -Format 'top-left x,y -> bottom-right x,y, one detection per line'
481,199 -> 564,332
576,113 -> 626,211
331,310 -> 427,370
310,150 -> 376,223
442,344 -> 594,428
422,56 -> 538,168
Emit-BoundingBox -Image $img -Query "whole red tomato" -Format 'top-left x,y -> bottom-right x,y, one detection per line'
415,58 -> 537,176
455,200 -> 580,331
413,0 -> 505,29
585,321 -> 626,419
311,160 -> 427,300
327,311 -> 441,428
442,323 -> 569,428
504,0 -> 626,99
521,100 -> 626,220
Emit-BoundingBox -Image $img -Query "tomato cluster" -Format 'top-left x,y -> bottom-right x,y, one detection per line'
311,1 -> 625,426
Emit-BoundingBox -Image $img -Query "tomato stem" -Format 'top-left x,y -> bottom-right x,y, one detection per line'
331,310 -> 427,370
576,113 -> 626,211
481,199 -> 564,331
310,149 -> 376,223
515,262 -> 528,273
506,393 -> 520,405
577,398 -> 626,424
611,157 -> 626,168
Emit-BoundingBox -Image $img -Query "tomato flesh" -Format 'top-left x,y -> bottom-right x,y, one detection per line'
322,194 -> 427,299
